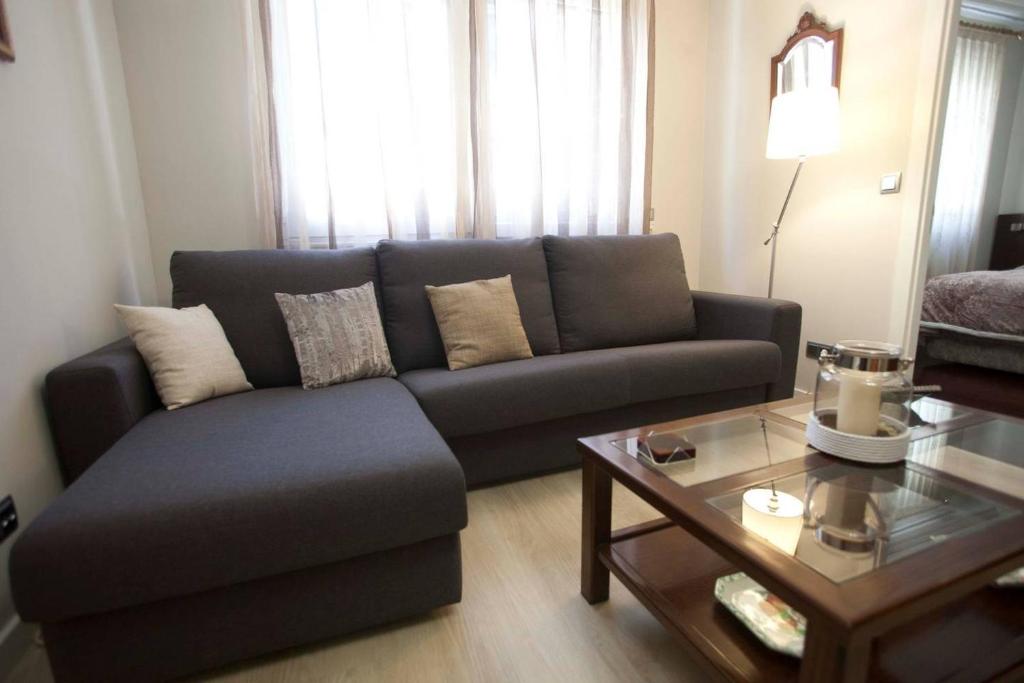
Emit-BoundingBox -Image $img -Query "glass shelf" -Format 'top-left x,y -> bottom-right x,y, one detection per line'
706,460 -> 1020,583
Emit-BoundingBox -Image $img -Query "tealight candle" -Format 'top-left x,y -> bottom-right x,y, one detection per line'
741,488 -> 805,555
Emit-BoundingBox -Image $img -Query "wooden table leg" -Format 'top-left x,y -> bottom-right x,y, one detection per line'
799,624 -> 871,683
581,456 -> 612,604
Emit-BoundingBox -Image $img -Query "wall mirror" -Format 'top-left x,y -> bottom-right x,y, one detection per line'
771,11 -> 843,100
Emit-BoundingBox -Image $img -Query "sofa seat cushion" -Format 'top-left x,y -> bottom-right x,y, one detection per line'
11,379 -> 466,623
616,340 -> 781,404
399,349 -> 632,438
400,341 -> 781,439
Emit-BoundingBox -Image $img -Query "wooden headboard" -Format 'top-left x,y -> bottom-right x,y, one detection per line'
991,213 -> 1024,270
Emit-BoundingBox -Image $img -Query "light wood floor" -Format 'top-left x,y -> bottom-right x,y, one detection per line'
8,470 -> 708,683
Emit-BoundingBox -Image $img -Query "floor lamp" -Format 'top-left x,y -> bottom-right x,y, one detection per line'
765,86 -> 841,298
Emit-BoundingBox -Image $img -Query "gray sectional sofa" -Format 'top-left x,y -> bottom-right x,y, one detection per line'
11,234 -> 800,682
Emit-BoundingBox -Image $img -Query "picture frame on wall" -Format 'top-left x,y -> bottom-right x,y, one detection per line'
0,0 -> 14,63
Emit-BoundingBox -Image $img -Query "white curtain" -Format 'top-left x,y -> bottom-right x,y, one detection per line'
262,0 -> 650,249
929,30 -> 1005,278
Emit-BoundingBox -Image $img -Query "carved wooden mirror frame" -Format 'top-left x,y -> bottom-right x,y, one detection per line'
770,11 -> 843,101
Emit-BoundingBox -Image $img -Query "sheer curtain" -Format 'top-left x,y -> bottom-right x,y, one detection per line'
259,0 -> 650,249
928,30 -> 1005,278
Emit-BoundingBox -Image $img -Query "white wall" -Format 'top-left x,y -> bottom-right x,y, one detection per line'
114,0 -> 264,305
649,0 -> 708,287
700,0 -> 950,391
0,0 -> 156,674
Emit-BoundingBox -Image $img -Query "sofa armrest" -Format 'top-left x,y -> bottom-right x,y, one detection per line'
44,337 -> 160,484
691,291 -> 802,401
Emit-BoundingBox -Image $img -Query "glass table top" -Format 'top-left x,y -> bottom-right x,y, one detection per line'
610,399 -> 1024,583
611,415 -> 814,488
706,460 -> 1020,583
768,395 -> 973,428
908,418 -> 1024,500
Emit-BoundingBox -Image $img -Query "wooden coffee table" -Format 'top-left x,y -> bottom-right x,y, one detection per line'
579,396 -> 1024,682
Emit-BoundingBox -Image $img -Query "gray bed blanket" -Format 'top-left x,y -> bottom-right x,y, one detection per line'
920,267 -> 1024,338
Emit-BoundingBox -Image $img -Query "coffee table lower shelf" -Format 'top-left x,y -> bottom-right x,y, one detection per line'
599,522 -> 1024,683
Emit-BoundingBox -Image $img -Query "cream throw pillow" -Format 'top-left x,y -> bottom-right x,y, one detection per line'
115,304 -> 252,410
425,275 -> 534,370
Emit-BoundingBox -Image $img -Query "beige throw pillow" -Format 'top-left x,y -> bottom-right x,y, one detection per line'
115,304 -> 252,410
275,282 -> 396,389
425,275 -> 534,370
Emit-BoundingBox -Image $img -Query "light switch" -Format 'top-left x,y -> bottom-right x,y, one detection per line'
880,172 -> 902,194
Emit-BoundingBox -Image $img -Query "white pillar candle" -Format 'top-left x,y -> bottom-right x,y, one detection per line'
741,488 -> 805,555
836,368 -> 882,436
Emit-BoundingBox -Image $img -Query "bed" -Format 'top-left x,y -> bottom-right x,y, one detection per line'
919,266 -> 1024,374
916,214 -> 1024,416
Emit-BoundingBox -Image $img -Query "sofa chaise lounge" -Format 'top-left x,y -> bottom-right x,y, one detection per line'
10,233 -> 801,681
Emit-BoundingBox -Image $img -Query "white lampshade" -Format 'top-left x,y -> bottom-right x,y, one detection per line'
766,86 -> 841,160
741,488 -> 805,555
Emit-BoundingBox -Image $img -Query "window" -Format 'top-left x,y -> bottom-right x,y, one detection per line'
262,0 -> 651,248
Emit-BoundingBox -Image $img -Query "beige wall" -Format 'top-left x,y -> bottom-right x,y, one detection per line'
649,0 -> 708,287
114,0 -> 264,305
0,0 -> 156,674
700,0 -> 951,391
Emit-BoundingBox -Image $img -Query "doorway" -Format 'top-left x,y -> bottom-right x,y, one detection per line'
915,0 -> 1024,417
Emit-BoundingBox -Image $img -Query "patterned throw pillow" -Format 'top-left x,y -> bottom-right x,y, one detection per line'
275,282 -> 396,389
425,275 -> 534,370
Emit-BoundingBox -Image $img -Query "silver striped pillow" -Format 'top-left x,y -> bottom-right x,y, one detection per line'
275,282 -> 396,389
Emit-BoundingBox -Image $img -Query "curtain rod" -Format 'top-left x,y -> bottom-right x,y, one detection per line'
959,19 -> 1024,40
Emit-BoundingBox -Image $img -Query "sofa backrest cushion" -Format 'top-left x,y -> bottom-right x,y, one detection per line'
376,238 -> 560,373
542,233 -> 697,352
171,249 -> 379,388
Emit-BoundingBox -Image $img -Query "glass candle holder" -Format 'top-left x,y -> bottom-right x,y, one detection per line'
812,341 -> 913,438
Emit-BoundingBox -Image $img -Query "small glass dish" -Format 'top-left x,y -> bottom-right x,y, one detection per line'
714,572 -> 806,658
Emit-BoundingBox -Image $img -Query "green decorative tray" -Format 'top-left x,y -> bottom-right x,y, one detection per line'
714,572 -> 807,658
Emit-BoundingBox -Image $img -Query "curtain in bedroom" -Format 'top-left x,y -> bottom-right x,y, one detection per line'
251,0 -> 651,249
928,30 -> 1005,278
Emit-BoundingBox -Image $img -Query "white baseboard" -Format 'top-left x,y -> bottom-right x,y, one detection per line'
0,616 -> 35,682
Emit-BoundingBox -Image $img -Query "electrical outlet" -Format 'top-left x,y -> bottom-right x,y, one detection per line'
805,341 -> 832,360
0,496 -> 17,544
